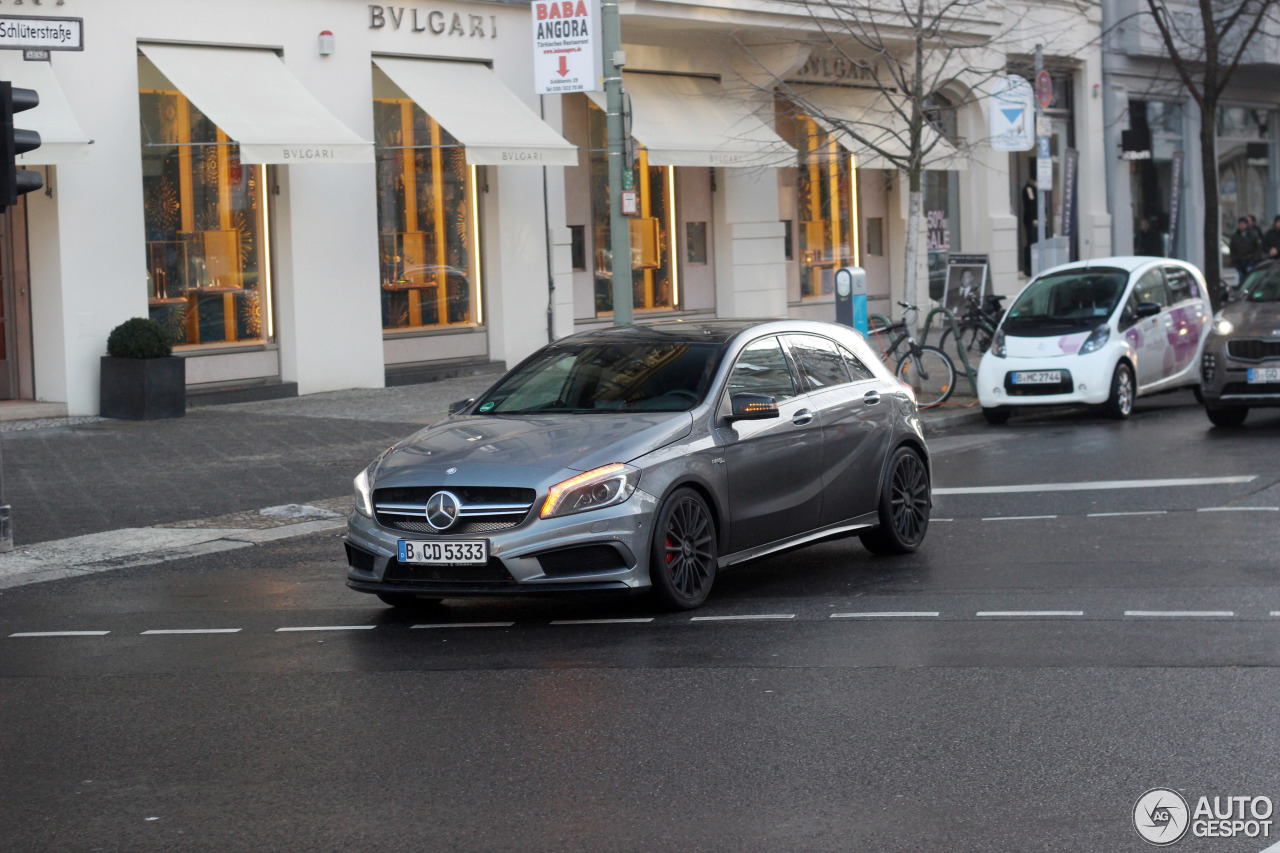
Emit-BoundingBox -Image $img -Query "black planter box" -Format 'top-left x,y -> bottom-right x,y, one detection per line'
99,356 -> 186,420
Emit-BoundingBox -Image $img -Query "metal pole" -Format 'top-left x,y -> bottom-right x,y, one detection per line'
1035,45 -> 1047,261
601,0 -> 633,325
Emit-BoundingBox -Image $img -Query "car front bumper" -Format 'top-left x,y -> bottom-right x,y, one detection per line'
977,353 -> 1116,408
344,488 -> 660,597
1200,338 -> 1280,407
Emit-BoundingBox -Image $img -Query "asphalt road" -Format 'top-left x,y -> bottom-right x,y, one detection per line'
4,393 -> 1280,852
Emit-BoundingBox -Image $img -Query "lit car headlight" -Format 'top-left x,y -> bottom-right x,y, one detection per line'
1078,324 -> 1111,355
353,468 -> 374,518
990,329 -> 1007,358
541,463 -> 640,519
1213,312 -> 1234,336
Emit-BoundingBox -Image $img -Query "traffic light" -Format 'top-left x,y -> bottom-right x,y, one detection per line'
0,82 -> 41,208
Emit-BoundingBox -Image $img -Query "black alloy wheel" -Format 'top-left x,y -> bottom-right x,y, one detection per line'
650,488 -> 718,610
860,446 -> 930,555
982,406 -> 1012,425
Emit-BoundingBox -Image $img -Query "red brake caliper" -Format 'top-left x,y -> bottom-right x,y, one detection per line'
665,536 -> 674,564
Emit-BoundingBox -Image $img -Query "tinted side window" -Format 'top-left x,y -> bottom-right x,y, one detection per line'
1132,269 -> 1169,308
839,345 -> 876,381
786,334 -> 850,390
1164,266 -> 1199,303
726,337 -> 798,401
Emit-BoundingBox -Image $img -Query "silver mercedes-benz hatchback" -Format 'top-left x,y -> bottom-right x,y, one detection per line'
345,319 -> 931,610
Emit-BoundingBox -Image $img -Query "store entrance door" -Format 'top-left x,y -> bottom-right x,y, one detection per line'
0,198 -> 34,400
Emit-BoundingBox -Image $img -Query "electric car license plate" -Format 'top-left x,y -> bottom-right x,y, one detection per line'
1012,370 -> 1062,385
1247,367 -> 1280,383
397,540 -> 489,565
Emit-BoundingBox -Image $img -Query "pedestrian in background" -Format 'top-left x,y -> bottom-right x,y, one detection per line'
1020,176 -> 1038,275
1261,215 -> 1280,260
1134,217 -> 1162,256
1249,214 -> 1264,243
1229,216 -> 1262,283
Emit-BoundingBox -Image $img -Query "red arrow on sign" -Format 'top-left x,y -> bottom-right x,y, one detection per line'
557,55 -> 570,77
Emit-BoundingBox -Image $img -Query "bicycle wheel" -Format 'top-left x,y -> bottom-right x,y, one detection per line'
939,323 -> 986,359
896,345 -> 956,409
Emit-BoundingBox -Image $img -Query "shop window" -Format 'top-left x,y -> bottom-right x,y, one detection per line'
586,101 -> 676,315
686,222 -> 708,265
781,219 -> 794,261
866,218 -> 884,256
139,88 -> 272,348
1217,106 -> 1272,240
569,225 -> 586,271
794,114 -> 854,300
373,95 -> 481,331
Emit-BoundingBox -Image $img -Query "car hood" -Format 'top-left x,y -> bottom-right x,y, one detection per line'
1003,331 -> 1091,359
372,412 -> 694,489
1221,301 -> 1280,337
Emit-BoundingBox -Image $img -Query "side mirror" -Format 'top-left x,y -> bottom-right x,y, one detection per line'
1135,302 -> 1162,319
728,393 -> 780,421
448,398 -> 475,416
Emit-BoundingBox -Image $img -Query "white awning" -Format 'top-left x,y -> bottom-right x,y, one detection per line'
138,44 -> 372,165
0,53 -> 90,165
587,74 -> 794,168
373,57 -> 577,167
794,86 -> 967,172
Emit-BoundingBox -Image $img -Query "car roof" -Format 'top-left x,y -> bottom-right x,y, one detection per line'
1038,256 -> 1197,276
557,318 -> 849,346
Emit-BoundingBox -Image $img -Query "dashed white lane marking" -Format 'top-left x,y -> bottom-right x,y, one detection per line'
411,622 -> 515,629
9,630 -> 110,637
935,475 -> 1256,495
1271,612 -> 1280,617
982,515 -> 1057,521
1087,510 -> 1168,518
551,618 -> 654,625
275,625 -> 378,632
1197,506 -> 1280,512
141,628 -> 242,635
690,614 -> 795,622
831,611 -> 939,619
1125,610 -> 1235,618
977,611 -> 1084,617
931,518 -> 955,522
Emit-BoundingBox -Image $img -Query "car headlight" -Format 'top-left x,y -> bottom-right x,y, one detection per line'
990,329 -> 1007,358
1078,324 -> 1111,355
1213,313 -> 1234,336
541,463 -> 640,519
353,468 -> 374,518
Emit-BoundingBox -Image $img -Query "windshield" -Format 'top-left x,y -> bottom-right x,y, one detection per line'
1003,268 -> 1128,335
1244,265 -> 1280,302
475,341 -> 722,415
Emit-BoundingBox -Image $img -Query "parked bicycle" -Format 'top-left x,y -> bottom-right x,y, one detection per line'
868,301 -> 957,409
939,292 -> 1006,359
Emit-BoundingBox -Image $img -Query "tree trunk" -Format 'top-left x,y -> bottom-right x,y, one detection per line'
1199,95 -> 1223,309
904,168 -> 924,327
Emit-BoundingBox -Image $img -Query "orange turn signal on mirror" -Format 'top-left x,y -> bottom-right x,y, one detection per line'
541,463 -> 630,519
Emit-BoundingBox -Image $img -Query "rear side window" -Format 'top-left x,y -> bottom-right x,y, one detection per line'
1132,269 -> 1169,308
1164,266 -> 1199,303
839,345 -> 876,381
726,337 -> 798,401
785,334 -> 851,390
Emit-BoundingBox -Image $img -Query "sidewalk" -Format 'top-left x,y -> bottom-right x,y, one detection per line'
0,373 -> 980,588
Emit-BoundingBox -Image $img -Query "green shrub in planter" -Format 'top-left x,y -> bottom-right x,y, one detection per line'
100,318 -> 184,420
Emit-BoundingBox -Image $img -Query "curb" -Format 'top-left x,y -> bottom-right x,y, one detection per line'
921,403 -> 986,435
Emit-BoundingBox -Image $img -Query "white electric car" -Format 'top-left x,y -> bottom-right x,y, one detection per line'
978,257 -> 1211,424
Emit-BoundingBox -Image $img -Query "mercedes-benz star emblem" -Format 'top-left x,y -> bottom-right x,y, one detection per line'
425,490 -> 462,531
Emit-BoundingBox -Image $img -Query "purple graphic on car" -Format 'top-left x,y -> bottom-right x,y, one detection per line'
1058,332 -> 1089,353
1164,305 -> 1203,373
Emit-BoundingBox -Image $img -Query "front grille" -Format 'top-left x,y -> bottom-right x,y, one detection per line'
1222,382 -> 1280,395
345,541 -> 377,573
1004,370 -> 1074,396
373,485 -> 536,534
537,545 -> 630,577
383,557 -> 515,584
1227,339 -> 1280,361
1202,352 -> 1217,384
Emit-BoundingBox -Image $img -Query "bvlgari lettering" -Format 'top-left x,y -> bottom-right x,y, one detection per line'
368,5 -> 498,38
282,148 -> 336,160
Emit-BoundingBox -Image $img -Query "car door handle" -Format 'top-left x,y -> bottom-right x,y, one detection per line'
792,409 -> 814,425
863,390 -> 881,406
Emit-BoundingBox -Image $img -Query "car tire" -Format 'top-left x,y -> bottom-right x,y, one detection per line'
1192,386 -> 1205,405
649,487 -> 718,611
1104,361 -> 1135,420
1205,405 -> 1248,427
982,406 -> 1011,425
859,446 -> 930,556
375,592 -> 442,610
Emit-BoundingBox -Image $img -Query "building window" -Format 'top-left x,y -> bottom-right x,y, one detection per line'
795,114 -> 855,300
1217,106 -> 1271,241
373,92 -> 481,331
569,225 -> 587,271
1128,99 -> 1183,257
139,87 -> 272,348
686,222 -> 708,265
586,100 -> 675,315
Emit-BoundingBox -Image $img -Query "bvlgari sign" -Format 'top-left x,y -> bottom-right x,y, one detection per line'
369,5 -> 498,38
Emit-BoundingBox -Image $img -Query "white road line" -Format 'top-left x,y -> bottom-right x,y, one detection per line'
275,625 -> 377,632
930,518 -> 955,522
1086,510 -> 1168,518
976,611 -> 1084,617
1197,506 -> 1280,512
141,629 -> 242,635
1271,611 -> 1280,617
982,515 -> 1058,521
550,618 -> 654,625
830,611 -> 939,618
410,622 -> 515,629
934,475 -> 1256,495
690,614 -> 795,622
1124,610 -> 1234,618
9,630 -> 110,637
